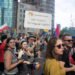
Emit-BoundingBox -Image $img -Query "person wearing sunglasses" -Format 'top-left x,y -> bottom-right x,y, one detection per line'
44,37 -> 65,75
61,34 -> 75,75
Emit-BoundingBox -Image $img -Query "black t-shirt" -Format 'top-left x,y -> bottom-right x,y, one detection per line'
61,49 -> 71,67
61,48 -> 75,75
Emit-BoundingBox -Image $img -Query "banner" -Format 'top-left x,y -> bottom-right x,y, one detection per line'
24,11 -> 52,30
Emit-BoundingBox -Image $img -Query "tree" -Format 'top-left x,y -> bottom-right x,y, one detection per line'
60,27 -> 68,37
60,27 -> 75,37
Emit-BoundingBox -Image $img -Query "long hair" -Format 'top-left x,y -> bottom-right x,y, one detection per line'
19,40 -> 27,49
46,37 -> 59,59
5,37 -> 15,51
1,34 -> 7,42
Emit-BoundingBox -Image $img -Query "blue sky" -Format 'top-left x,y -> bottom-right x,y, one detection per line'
55,0 -> 75,29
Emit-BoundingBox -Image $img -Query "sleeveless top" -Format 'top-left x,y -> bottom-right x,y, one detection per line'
4,49 -> 18,74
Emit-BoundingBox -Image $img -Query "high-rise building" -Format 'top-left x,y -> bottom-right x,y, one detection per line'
0,0 -> 4,7
4,0 -> 18,28
20,0 -> 55,15
18,0 -> 55,34
0,8 -> 2,26
17,3 -> 37,33
39,0 -> 55,34
20,0 -> 35,4
20,0 -> 40,7
0,0 -> 4,26
0,0 -> 18,28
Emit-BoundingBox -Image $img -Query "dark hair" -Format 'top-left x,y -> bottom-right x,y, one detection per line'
21,40 -> 27,45
27,35 -> 36,43
46,37 -> 59,59
61,33 -> 71,40
27,35 -> 36,40
5,37 -> 15,51
19,40 -> 27,49
1,34 -> 7,42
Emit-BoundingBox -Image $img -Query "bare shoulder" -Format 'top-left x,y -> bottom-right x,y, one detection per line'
4,50 -> 12,58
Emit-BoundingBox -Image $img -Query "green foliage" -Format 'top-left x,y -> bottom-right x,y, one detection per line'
60,27 -> 75,36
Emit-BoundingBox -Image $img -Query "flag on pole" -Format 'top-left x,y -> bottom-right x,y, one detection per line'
55,24 -> 60,37
0,24 -> 10,32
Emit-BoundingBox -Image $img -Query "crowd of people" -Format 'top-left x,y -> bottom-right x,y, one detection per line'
0,32 -> 75,75
44,34 -> 75,75
0,32 -> 47,75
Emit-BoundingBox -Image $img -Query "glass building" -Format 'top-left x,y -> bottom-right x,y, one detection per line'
0,8 -> 2,26
0,0 -> 4,26
0,0 -> 18,28
0,0 -> 4,7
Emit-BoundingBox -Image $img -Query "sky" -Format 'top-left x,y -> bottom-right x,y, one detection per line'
55,0 -> 75,29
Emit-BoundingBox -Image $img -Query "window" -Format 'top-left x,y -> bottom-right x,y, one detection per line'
20,9 -> 22,12
23,14 -> 25,18
19,25 -> 21,30
20,14 -> 22,17
23,10 -> 25,13
20,4 -> 24,8
23,26 -> 25,29
20,19 -> 22,22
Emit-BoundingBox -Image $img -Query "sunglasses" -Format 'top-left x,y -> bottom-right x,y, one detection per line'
55,44 -> 65,49
64,40 -> 73,42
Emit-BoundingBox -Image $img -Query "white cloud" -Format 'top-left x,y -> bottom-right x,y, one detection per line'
55,0 -> 75,29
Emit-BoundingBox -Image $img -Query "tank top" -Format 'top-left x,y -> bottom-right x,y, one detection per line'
4,49 -> 18,75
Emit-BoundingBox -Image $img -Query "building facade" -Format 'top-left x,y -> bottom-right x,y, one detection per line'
39,0 -> 55,34
17,3 -> 40,33
0,0 -> 4,7
18,0 -> 55,34
0,0 -> 4,26
0,8 -> 3,26
20,0 -> 55,14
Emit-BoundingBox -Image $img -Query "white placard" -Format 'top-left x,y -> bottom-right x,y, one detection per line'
24,11 -> 52,29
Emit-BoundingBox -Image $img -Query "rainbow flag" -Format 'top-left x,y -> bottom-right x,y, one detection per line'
54,24 -> 60,37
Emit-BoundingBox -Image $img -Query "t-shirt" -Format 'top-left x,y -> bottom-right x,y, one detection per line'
61,48 -> 75,75
44,58 -> 65,75
61,49 -> 71,67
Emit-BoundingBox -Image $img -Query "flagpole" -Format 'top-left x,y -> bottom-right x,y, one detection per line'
70,14 -> 74,27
